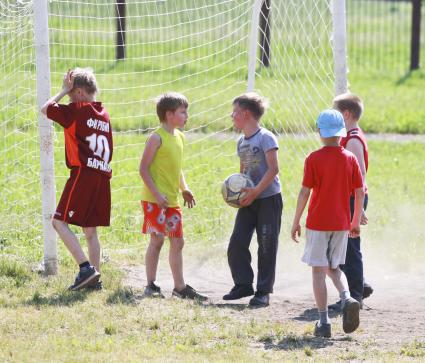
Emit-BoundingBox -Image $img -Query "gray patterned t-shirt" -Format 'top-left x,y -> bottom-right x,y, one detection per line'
237,128 -> 281,199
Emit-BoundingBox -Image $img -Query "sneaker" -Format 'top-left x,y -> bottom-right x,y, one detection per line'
363,283 -> 374,300
329,297 -> 363,311
86,280 -> 103,291
248,292 -> 269,307
314,322 -> 331,338
328,300 -> 342,312
342,297 -> 360,333
222,284 -> 254,300
172,284 -> 208,301
69,266 -> 100,291
143,282 -> 165,298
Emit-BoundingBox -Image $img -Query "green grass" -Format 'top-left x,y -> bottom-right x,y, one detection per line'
0,255 -> 423,362
1,136 -> 425,360
400,340 -> 425,358
0,289 -> 322,361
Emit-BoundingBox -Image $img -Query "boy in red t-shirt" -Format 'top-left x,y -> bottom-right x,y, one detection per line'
291,109 -> 365,338
41,68 -> 113,291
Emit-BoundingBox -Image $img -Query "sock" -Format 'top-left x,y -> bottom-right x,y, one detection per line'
318,310 -> 330,326
340,290 -> 351,305
79,261 -> 90,269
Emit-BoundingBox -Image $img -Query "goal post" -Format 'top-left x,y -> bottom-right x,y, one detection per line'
331,0 -> 348,95
247,0 -> 263,92
33,0 -> 57,275
249,0 -> 348,95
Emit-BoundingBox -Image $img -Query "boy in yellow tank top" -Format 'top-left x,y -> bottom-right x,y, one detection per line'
139,92 -> 207,300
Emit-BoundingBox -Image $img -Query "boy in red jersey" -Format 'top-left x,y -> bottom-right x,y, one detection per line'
329,93 -> 373,310
291,109 -> 364,338
41,68 -> 113,291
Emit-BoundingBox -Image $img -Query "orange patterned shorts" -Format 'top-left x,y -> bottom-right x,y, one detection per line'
141,201 -> 183,238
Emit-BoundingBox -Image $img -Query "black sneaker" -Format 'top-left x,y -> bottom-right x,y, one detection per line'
222,284 -> 254,300
314,322 -> 331,338
69,266 -> 100,291
363,283 -> 374,299
143,282 -> 165,298
172,284 -> 208,301
342,297 -> 360,333
248,292 -> 269,307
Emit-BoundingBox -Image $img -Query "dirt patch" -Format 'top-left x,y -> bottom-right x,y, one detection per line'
123,244 -> 425,357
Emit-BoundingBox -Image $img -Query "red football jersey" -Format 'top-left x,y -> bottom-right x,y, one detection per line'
47,102 -> 113,178
302,146 -> 363,231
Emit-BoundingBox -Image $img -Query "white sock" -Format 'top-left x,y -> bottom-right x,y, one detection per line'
340,290 -> 351,306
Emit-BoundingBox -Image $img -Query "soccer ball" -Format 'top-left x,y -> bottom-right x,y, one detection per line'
221,173 -> 254,208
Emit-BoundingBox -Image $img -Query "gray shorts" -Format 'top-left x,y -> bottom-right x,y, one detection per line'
301,229 -> 349,269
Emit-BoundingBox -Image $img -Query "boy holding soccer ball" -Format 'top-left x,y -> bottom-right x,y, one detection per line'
139,92 -> 207,301
41,68 -> 112,290
291,109 -> 364,338
223,92 -> 282,307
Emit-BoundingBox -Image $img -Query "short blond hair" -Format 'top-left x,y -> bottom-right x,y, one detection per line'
72,67 -> 98,95
233,92 -> 268,119
333,93 -> 364,121
156,92 -> 189,122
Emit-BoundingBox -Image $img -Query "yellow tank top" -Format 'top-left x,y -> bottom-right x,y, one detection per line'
141,127 -> 184,207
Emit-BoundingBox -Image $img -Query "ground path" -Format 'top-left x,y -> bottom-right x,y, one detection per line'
124,244 -> 425,357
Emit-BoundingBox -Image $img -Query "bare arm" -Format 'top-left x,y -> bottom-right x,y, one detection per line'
41,70 -> 74,115
350,187 -> 365,238
291,186 -> 311,243
346,138 -> 368,224
139,133 -> 168,209
346,139 -> 366,184
180,172 -> 195,208
240,149 -> 279,207
179,172 -> 188,191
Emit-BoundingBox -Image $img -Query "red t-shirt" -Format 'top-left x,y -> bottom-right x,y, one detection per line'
302,146 -> 363,231
340,127 -> 368,194
47,102 -> 113,178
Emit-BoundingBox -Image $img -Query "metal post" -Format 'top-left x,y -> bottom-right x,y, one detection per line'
410,0 -> 422,70
33,0 -> 57,275
247,0 -> 263,92
331,0 -> 348,95
259,0 -> 271,67
116,0 -> 126,60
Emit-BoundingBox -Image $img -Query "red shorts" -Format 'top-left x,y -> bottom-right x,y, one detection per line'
141,201 -> 183,238
54,167 -> 111,227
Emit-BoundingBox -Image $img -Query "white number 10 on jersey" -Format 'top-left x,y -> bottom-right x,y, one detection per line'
85,133 -> 110,162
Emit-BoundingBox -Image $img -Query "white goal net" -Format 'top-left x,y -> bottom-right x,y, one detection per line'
1,0 -> 340,267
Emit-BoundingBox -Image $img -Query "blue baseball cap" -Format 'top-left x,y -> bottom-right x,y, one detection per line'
316,109 -> 347,138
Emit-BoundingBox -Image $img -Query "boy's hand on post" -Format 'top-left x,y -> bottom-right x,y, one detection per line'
239,187 -> 258,207
182,189 -> 196,208
291,223 -> 301,243
155,193 -> 168,210
62,69 -> 74,93
349,222 -> 360,238
360,210 -> 368,225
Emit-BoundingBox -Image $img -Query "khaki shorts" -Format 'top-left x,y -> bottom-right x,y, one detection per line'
301,229 -> 349,269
